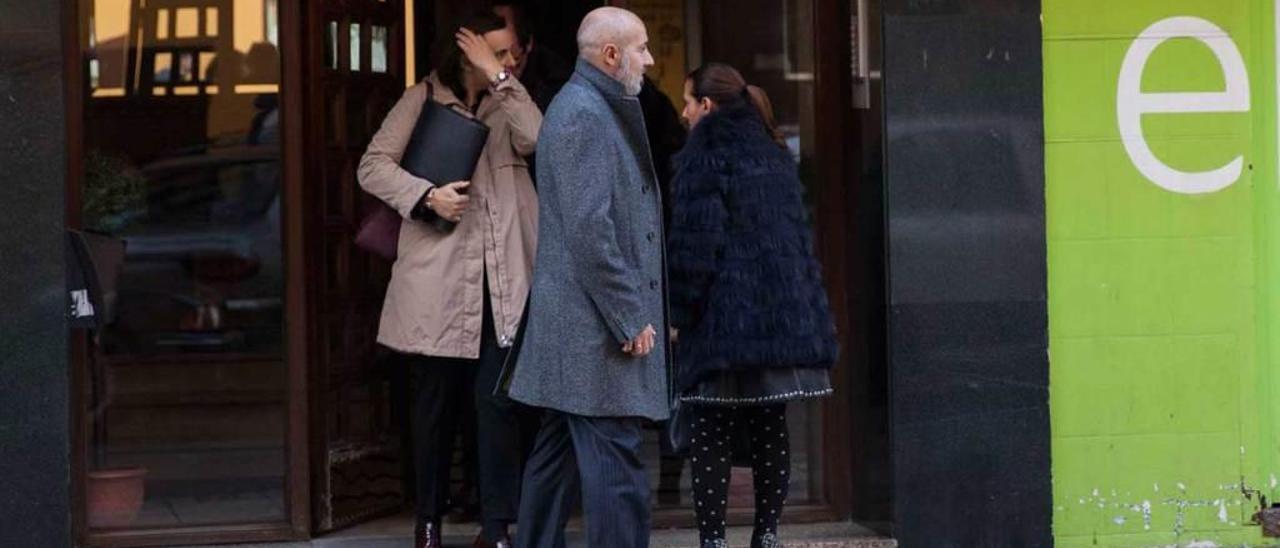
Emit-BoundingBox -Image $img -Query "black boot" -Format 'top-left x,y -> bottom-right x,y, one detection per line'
415,518 -> 442,548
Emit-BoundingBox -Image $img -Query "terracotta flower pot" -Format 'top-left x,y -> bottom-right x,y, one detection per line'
86,467 -> 147,529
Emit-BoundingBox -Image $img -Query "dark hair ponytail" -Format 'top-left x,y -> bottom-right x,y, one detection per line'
687,62 -> 785,146
744,84 -> 784,146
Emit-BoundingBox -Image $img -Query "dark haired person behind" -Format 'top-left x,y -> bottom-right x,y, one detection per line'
667,63 -> 838,548
357,11 -> 540,548
638,75 -> 687,230
490,2 -> 684,206
491,0 -> 571,113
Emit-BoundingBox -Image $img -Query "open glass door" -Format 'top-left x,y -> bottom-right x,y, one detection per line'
71,0 -> 302,544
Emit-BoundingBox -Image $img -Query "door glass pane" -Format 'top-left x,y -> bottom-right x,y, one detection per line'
175,7 -> 199,38
371,25 -> 388,73
78,0 -> 286,531
153,52 -> 172,83
205,7 -> 219,37
157,9 -> 170,40
350,22 -> 363,72
326,21 -> 339,70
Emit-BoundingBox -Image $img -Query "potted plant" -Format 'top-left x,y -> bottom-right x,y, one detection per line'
82,150 -> 146,233
85,467 -> 147,529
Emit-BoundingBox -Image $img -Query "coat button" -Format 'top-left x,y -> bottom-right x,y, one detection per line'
647,232 -> 655,242
649,280 -> 658,290
642,185 -> 650,194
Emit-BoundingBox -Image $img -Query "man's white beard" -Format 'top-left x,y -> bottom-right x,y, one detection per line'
616,54 -> 643,96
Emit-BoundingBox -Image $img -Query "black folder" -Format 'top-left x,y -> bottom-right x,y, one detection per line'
402,85 -> 490,187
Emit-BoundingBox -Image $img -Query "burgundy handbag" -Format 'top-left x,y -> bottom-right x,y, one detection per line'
354,203 -> 402,261
354,81 -> 489,260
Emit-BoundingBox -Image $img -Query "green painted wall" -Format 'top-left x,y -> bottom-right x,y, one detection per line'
1045,1 -> 1280,545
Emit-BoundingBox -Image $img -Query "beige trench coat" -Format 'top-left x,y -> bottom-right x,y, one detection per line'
358,72 -> 541,359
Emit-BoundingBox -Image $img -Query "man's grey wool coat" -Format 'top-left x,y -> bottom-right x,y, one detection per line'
508,59 -> 672,421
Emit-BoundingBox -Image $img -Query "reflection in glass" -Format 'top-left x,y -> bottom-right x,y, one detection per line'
206,8 -> 219,37
154,52 -> 172,83
200,52 -> 216,81
178,52 -> 195,82
371,26 -> 388,74
350,22 -> 362,72
157,9 -> 170,40
176,7 -> 199,38
79,0 -> 286,532
265,0 -> 279,46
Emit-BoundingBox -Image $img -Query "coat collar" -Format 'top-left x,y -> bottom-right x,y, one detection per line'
569,57 -> 659,186
573,57 -> 628,99
426,72 -> 464,109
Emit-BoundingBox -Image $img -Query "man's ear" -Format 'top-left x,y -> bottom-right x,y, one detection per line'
526,36 -> 536,54
602,43 -> 620,67
700,97 -> 714,112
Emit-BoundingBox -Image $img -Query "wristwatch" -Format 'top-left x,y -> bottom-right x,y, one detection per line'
490,68 -> 511,88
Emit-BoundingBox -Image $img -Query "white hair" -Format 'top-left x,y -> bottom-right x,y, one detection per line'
576,7 -> 643,57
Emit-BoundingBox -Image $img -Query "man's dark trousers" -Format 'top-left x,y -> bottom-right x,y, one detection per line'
515,410 -> 651,548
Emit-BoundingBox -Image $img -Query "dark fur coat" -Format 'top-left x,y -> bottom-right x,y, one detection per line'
667,103 -> 839,393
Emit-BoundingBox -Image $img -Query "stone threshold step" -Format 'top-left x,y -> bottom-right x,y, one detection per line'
179,520 -> 895,548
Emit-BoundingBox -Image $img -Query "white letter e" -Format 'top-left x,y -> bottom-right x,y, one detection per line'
1117,16 -> 1250,194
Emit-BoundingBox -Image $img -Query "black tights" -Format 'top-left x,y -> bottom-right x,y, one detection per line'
690,403 -> 789,545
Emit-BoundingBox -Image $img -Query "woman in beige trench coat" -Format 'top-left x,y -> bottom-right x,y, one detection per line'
356,11 -> 540,548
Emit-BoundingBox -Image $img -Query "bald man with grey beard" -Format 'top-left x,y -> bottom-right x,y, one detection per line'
508,7 -> 667,548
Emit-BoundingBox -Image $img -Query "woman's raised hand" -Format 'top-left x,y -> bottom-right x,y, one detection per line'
456,28 -> 503,81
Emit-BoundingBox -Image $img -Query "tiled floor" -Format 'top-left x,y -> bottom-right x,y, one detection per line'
133,487 -> 285,527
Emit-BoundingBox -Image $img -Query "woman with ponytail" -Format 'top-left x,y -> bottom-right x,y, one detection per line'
667,63 -> 838,548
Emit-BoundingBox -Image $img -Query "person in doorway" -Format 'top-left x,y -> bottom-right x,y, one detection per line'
638,74 -> 687,231
490,0 -> 571,113
667,63 -> 839,548
506,7 -> 668,548
357,11 -> 542,548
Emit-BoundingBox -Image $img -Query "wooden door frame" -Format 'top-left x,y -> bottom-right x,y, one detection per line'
280,0 -> 313,538
811,0 -> 858,519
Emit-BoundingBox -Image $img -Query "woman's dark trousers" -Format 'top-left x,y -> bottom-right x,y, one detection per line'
410,284 -> 538,542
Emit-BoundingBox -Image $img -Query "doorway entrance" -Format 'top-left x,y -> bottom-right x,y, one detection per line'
307,0 -> 889,534
65,0 -> 887,545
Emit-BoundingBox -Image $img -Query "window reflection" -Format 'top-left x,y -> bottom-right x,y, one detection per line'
79,0 -> 286,531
